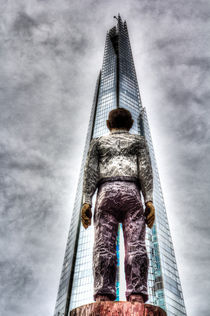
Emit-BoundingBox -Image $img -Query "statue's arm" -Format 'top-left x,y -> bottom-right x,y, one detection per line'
82,138 -> 99,206
137,137 -> 153,204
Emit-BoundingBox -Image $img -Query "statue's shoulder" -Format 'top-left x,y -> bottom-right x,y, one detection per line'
88,137 -> 100,151
90,137 -> 99,144
130,133 -> 146,146
89,135 -> 106,148
96,134 -> 111,143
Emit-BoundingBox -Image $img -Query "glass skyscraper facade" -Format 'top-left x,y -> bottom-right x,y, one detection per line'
54,15 -> 187,316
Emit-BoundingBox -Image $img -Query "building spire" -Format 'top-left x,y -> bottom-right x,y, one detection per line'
113,13 -> 123,24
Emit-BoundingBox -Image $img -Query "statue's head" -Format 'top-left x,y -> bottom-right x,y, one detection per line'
106,107 -> 134,131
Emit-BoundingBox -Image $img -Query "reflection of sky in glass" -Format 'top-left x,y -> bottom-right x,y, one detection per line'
54,17 -> 187,316
69,31 -> 118,311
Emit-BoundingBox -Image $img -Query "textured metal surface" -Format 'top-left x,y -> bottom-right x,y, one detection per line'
70,302 -> 167,316
93,181 -> 149,302
82,129 -> 153,205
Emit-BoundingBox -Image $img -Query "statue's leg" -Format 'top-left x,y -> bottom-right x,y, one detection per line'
122,184 -> 149,303
93,184 -> 119,301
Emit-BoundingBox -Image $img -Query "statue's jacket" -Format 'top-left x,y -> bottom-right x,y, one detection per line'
82,129 -> 153,206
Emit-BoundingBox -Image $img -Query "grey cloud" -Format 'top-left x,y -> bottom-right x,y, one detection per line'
13,12 -> 38,37
8,160 -> 48,171
187,57 -> 210,69
0,260 -> 36,312
0,1 -> 209,316
133,0 -> 210,20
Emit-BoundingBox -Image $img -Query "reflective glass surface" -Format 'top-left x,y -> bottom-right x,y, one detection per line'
54,16 -> 187,316
70,30 -> 118,311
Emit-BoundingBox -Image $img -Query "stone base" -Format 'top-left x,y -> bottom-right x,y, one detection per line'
70,301 -> 167,316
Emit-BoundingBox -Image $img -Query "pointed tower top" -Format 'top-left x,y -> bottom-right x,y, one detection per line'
113,13 -> 124,22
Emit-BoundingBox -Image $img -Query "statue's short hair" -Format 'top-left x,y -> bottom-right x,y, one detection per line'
107,108 -> 134,130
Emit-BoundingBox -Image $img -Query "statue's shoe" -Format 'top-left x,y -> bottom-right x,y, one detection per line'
95,295 -> 110,302
128,294 -> 144,303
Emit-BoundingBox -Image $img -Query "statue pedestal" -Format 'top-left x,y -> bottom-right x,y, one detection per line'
70,301 -> 167,315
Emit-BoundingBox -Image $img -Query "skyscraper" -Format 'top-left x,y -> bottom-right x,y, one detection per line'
54,15 -> 187,316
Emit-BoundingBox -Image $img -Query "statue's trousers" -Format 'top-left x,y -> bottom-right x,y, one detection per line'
93,180 -> 149,302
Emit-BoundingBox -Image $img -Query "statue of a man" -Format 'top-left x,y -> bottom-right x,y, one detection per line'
81,108 -> 155,304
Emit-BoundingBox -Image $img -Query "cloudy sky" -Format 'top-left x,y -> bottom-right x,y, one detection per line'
0,0 -> 210,315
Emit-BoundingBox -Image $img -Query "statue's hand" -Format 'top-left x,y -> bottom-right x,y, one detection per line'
81,203 -> 92,229
145,201 -> 155,229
